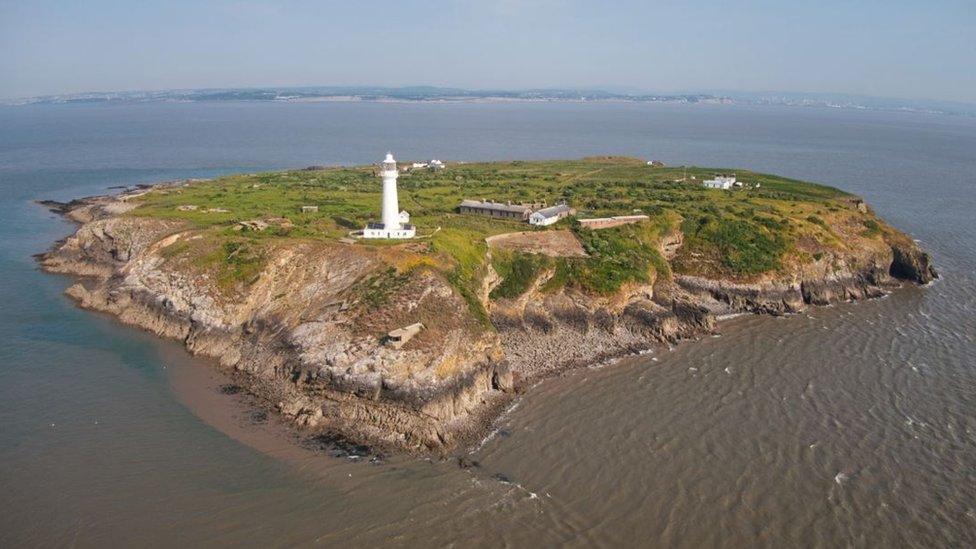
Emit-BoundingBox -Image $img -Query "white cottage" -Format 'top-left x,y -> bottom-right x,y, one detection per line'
702,175 -> 736,190
529,204 -> 575,226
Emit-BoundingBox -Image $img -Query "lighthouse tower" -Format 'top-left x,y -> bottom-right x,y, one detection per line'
380,152 -> 401,231
363,152 -> 415,239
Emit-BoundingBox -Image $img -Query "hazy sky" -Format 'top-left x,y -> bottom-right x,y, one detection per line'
1,0 -> 974,102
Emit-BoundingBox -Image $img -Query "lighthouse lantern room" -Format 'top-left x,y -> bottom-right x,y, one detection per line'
362,152 -> 416,239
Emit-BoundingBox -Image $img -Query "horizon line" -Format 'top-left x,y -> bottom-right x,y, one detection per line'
4,84 -> 975,113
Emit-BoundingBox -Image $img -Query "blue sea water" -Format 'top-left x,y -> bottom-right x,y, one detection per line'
1,101 -> 974,547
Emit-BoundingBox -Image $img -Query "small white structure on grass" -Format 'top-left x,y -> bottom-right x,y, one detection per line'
410,159 -> 444,170
363,153 -> 416,239
529,203 -> 575,226
703,175 -> 737,190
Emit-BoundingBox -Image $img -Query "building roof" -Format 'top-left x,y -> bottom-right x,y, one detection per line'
532,204 -> 574,218
459,199 -> 534,214
705,174 -> 736,182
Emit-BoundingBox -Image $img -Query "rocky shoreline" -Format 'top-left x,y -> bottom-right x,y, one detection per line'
37,187 -> 936,457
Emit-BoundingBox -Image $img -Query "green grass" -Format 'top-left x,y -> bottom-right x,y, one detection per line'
490,251 -> 550,299
861,218 -> 883,238
543,220 -> 669,294
191,237 -> 267,293
685,216 -> 788,276
127,157 -> 879,299
352,266 -> 412,310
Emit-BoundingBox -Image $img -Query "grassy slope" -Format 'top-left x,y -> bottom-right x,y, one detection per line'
127,157 -> 894,310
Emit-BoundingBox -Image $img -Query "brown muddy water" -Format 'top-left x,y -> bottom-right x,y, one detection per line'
1,102 -> 974,547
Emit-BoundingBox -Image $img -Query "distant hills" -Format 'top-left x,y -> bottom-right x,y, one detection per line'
5,86 -> 973,116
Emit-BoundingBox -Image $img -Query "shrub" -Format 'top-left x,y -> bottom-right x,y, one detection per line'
807,215 -> 827,228
688,217 -> 788,276
490,253 -> 547,299
861,218 -> 882,237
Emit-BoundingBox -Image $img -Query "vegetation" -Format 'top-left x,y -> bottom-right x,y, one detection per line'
545,219 -> 672,294
127,156 -> 880,303
172,235 -> 268,295
861,218 -> 883,237
353,267 -> 413,310
680,216 -> 788,276
490,251 -> 550,299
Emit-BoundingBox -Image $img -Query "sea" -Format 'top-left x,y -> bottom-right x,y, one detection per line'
0,101 -> 974,548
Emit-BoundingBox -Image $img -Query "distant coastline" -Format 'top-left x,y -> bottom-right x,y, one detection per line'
5,86 -> 974,117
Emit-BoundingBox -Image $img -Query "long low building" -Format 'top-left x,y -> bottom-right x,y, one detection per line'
577,215 -> 649,229
458,199 -> 545,221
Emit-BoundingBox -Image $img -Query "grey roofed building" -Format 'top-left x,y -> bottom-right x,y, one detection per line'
458,199 -> 539,220
529,203 -> 575,226
532,203 -> 573,218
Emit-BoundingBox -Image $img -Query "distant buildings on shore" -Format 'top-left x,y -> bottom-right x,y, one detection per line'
410,159 -> 445,170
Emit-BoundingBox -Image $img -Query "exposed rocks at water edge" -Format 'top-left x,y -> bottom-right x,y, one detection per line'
37,190 -> 935,456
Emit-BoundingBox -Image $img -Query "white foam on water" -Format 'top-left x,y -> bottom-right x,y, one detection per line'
716,312 -> 747,321
470,426 -> 502,454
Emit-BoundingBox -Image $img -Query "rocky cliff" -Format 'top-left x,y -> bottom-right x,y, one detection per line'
39,191 -> 936,455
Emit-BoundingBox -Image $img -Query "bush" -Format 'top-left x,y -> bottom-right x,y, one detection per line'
543,221 -> 667,294
861,218 -> 882,237
688,217 -> 787,276
490,253 -> 547,299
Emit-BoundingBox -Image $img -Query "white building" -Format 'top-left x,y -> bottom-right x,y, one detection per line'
410,159 -> 444,170
362,153 -> 416,239
702,175 -> 737,190
529,204 -> 575,226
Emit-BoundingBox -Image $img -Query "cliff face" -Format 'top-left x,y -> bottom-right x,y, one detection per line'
42,198 -> 507,452
487,226 -> 935,380
39,194 -> 936,455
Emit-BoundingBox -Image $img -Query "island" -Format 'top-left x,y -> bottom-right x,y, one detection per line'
38,156 -> 936,455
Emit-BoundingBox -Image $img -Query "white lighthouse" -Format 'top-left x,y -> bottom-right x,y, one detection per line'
363,152 -> 416,239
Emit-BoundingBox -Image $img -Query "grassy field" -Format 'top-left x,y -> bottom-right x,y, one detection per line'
127,156 -> 884,307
